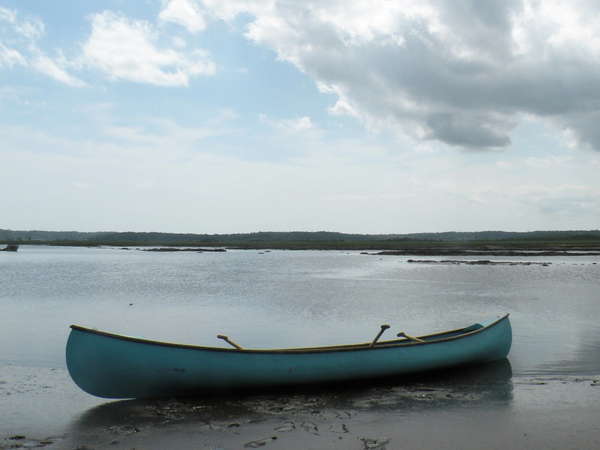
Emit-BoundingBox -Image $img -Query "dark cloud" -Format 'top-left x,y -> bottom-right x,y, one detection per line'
560,111 -> 600,151
425,113 -> 511,148
210,0 -> 600,151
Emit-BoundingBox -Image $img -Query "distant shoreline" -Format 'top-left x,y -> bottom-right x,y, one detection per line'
2,229 -> 600,252
4,242 -> 600,255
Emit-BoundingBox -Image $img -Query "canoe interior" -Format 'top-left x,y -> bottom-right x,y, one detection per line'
68,321 -> 488,354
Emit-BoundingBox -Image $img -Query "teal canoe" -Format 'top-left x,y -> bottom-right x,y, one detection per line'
66,314 -> 511,399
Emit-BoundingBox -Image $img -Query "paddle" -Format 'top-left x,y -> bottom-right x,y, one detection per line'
217,334 -> 243,350
397,331 -> 425,343
369,324 -> 390,347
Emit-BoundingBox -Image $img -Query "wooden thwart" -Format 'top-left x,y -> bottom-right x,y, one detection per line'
217,334 -> 243,350
370,324 -> 390,347
397,331 -> 425,343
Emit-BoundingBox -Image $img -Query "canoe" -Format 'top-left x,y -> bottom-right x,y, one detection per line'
66,314 -> 511,399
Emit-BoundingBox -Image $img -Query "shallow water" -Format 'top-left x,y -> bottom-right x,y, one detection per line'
2,245 -> 599,375
2,246 -> 600,445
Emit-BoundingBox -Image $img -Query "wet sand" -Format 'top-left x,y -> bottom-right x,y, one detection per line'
3,362 -> 600,450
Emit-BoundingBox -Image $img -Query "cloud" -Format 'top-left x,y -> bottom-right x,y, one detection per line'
259,114 -> 315,133
3,121 -> 598,233
514,184 -> 600,217
0,6 -> 16,23
73,102 -> 239,152
0,6 -> 84,86
159,0 -> 207,33
1,5 -> 216,88
0,43 -> 26,67
200,0 -> 600,151
31,53 -> 86,87
1,5 -> 44,38
101,118 -> 226,148
82,11 -> 215,86
2,99 -> 600,232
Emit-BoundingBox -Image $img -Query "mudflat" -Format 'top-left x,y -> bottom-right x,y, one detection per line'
3,363 -> 600,450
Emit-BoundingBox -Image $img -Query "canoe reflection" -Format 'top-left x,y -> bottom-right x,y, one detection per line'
71,358 -> 512,433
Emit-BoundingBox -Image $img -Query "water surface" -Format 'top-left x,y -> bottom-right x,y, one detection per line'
2,245 -> 599,376
2,245 -> 600,444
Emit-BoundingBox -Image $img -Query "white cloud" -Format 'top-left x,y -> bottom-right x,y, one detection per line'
200,0 -> 272,23
1,5 -> 216,88
2,99 -> 600,232
82,11 -> 215,86
31,54 -> 86,87
201,0 -> 600,152
13,15 -> 44,40
0,6 -> 17,24
0,6 -> 85,86
512,184 -> 600,217
260,114 -> 315,133
4,117 -> 600,232
0,43 -> 26,67
102,118 -> 225,148
76,102 -> 238,151
171,36 -> 187,48
159,0 -> 207,33
0,6 -> 44,40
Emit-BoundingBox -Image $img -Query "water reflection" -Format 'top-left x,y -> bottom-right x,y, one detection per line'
2,246 -> 599,375
531,323 -> 600,375
68,359 -> 512,443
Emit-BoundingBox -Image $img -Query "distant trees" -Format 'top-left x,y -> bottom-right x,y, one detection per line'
2,228 -> 600,248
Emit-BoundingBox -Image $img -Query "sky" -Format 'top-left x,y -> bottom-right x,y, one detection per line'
1,0 -> 600,234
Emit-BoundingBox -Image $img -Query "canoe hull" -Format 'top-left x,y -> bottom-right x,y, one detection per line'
66,315 -> 511,399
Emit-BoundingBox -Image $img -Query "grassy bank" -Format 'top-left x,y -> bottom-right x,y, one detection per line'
3,229 -> 600,250
4,237 -> 600,251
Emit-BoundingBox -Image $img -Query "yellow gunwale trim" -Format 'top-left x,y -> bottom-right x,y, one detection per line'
70,314 -> 509,354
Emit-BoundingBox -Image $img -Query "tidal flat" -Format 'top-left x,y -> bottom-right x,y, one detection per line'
2,246 -> 600,449
3,364 -> 600,450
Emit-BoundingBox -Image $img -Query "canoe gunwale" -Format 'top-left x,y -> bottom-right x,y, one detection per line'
69,314 -> 509,355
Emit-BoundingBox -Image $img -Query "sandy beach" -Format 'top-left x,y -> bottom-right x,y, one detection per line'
3,362 -> 600,450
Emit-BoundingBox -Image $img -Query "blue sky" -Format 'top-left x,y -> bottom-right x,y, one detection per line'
1,0 -> 600,233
